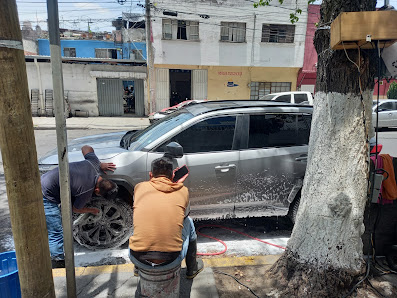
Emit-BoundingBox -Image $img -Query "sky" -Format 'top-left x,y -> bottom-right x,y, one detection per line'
16,0 -> 397,33
16,0 -> 145,33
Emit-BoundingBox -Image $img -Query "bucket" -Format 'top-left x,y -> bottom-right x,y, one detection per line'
0,251 -> 21,298
138,264 -> 181,298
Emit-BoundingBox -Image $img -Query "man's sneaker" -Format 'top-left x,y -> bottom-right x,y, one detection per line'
186,259 -> 204,279
51,259 -> 65,269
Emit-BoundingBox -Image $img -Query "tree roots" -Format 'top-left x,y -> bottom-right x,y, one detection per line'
263,250 -> 362,297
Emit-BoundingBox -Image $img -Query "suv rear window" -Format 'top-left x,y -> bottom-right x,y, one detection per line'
248,114 -> 311,148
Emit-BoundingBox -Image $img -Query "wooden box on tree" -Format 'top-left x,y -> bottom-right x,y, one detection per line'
330,11 -> 397,50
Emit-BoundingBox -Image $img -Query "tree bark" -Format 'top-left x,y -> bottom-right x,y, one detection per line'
264,0 -> 377,296
0,1 -> 55,297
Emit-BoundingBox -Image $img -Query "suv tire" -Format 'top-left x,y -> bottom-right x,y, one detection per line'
73,197 -> 133,249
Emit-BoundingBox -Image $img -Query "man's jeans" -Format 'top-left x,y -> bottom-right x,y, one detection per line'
129,216 -> 197,270
43,197 -> 64,260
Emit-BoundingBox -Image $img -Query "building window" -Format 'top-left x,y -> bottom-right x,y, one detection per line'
63,47 -> 76,57
261,24 -> 295,43
250,82 -> 291,100
220,22 -> 246,43
95,48 -> 117,59
162,19 -> 199,41
131,49 -> 144,61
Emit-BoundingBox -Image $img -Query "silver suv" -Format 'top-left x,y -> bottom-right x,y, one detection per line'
39,101 -> 312,249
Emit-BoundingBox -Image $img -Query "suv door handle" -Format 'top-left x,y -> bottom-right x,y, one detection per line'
295,155 -> 307,162
215,164 -> 236,173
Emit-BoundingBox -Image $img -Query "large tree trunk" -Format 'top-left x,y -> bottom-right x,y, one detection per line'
265,0 -> 377,296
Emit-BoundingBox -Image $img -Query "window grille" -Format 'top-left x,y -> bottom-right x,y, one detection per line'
162,19 -> 199,40
162,19 -> 172,39
64,47 -> 76,57
261,24 -> 295,43
95,48 -> 117,59
250,82 -> 291,100
220,22 -> 246,42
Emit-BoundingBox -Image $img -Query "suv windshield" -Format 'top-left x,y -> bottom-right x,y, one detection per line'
125,110 -> 194,151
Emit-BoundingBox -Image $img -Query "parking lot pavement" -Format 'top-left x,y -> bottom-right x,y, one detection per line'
52,255 -> 280,298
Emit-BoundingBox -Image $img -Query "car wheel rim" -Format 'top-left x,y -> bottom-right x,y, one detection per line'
73,198 -> 133,249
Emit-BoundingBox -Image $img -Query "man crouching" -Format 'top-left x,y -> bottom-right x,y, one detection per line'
129,157 -> 204,278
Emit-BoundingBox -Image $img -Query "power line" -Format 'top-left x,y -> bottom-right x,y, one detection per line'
18,1 -> 318,38
150,16 -> 314,39
154,1 -> 319,17
20,13 -> 316,39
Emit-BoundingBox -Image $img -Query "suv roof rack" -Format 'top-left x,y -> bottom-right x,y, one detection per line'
186,100 -> 312,116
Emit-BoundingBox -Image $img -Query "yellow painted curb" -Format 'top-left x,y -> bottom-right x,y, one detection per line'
203,255 -> 281,268
52,255 -> 281,278
52,264 -> 135,278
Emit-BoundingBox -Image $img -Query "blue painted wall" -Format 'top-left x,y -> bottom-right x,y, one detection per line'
38,39 -> 146,60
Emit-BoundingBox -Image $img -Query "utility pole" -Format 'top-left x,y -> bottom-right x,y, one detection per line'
251,13 -> 256,66
88,18 -> 93,33
46,0 -> 76,297
145,0 -> 156,113
0,1 -> 55,297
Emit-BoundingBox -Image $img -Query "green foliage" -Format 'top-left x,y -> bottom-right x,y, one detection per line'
387,82 -> 397,99
254,0 -> 316,24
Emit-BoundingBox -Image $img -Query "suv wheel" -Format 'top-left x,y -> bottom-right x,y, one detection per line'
73,197 -> 133,249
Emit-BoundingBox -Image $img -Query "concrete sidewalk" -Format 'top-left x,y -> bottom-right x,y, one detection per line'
52,255 -> 280,298
32,116 -> 151,131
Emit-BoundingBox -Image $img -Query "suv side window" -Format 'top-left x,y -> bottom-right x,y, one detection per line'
294,94 -> 307,103
274,95 -> 291,103
158,116 -> 237,154
248,114 -> 311,148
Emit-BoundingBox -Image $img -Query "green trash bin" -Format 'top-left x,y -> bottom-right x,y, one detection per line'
0,251 -> 21,298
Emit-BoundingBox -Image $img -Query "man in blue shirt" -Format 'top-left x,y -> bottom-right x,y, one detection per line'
41,145 -> 117,267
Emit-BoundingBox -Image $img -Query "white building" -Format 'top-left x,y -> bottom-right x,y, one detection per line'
150,0 -> 309,110
25,57 -> 147,117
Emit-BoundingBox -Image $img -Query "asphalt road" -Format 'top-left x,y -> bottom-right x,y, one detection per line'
0,129 -> 396,266
375,128 -> 397,156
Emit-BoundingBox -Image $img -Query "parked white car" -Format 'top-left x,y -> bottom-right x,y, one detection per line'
372,99 -> 397,128
261,91 -> 314,105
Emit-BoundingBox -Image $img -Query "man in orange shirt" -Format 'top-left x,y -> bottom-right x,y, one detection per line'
129,157 -> 204,278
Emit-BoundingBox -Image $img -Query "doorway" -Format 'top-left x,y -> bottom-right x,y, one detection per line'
122,80 -> 145,116
123,80 -> 135,114
169,69 -> 191,106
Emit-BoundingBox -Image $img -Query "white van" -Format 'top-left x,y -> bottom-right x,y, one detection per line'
261,91 -> 314,105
